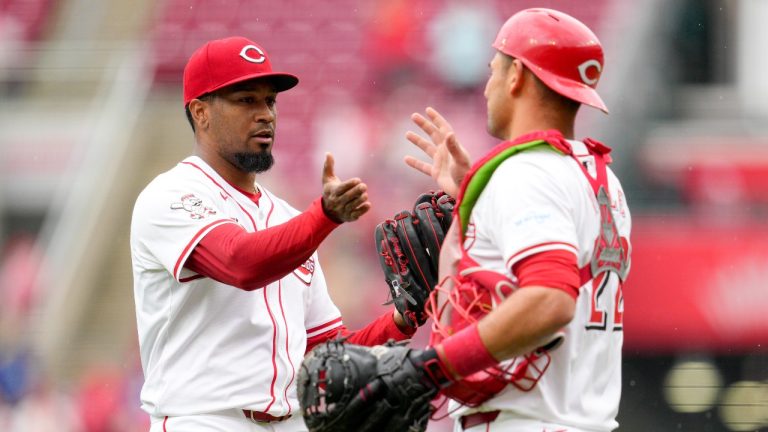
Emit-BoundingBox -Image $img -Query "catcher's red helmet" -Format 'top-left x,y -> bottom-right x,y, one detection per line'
492,8 -> 608,113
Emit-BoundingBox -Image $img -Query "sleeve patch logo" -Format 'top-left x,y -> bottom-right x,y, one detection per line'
170,193 -> 217,219
293,257 -> 315,285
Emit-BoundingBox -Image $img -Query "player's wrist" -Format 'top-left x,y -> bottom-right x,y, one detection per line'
312,197 -> 343,225
435,323 -> 498,381
392,310 -> 417,335
319,197 -> 345,224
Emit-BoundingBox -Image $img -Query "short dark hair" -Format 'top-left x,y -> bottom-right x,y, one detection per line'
501,53 -> 580,114
185,93 -> 215,132
531,74 -> 581,114
499,53 -> 514,71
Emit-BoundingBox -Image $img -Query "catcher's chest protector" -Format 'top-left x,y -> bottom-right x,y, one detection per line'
427,129 -> 628,407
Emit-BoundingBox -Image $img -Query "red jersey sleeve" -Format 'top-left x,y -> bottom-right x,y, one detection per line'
512,249 -> 580,299
185,198 -> 339,290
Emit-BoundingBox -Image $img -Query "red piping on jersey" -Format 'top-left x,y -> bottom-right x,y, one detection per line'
306,317 -> 343,335
173,219 -> 234,279
263,188 -> 275,228
181,161 -> 257,230
261,188 -> 291,413
278,281 -> 296,415
306,326 -> 345,353
505,241 -> 578,269
179,274 -> 204,283
262,287 -> 280,413
163,416 -> 168,432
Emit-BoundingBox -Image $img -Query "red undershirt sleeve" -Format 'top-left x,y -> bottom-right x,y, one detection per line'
305,312 -> 416,353
185,198 -> 339,290
511,249 -> 580,299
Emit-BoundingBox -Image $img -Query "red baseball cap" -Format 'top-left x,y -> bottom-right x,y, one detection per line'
182,36 -> 299,106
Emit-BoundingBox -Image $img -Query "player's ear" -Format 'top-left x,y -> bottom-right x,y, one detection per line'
189,99 -> 210,131
507,58 -> 525,96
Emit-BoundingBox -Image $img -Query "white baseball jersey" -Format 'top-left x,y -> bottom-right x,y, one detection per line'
452,140 -> 631,431
130,155 -> 343,418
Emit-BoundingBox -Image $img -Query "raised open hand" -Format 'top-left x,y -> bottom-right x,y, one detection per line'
321,152 -> 371,223
404,107 -> 472,197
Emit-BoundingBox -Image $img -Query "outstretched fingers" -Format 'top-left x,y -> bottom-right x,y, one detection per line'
411,113 -> 445,150
411,112 -> 438,138
404,155 -> 433,177
425,107 -> 451,132
405,130 -> 436,159
405,107 -> 469,195
446,133 -> 471,167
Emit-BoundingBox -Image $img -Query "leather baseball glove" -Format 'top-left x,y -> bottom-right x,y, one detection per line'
298,339 -> 449,432
374,191 -> 454,327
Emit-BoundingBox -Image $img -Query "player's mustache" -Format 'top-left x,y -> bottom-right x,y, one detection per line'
250,127 -> 274,138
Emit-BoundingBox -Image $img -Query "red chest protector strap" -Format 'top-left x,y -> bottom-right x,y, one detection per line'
568,139 -> 614,285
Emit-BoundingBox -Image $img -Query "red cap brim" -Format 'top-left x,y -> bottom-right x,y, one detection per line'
185,72 -> 299,105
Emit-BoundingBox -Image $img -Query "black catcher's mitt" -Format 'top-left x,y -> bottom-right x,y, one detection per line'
298,340 -> 448,432
375,191 -> 455,327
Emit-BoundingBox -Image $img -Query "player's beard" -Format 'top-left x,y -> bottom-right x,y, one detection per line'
234,152 -> 274,173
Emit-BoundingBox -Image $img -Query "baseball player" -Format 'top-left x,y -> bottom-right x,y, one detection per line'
397,8 -> 631,431
130,36 -> 417,432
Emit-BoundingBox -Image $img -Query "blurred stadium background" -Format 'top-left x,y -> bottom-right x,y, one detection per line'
1,0 -> 767,430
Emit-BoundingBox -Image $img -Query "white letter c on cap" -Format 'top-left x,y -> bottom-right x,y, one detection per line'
578,59 -> 602,86
239,45 -> 266,63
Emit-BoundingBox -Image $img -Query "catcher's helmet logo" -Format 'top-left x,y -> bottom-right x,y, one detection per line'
239,45 -> 266,63
170,194 -> 217,219
578,59 -> 602,86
